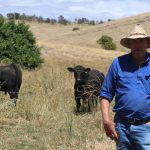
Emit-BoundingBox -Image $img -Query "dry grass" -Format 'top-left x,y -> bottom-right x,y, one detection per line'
0,13 -> 142,149
29,12 -> 150,51
0,55 -> 118,150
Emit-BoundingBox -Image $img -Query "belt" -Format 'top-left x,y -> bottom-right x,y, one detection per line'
114,116 -> 150,125
127,118 -> 150,125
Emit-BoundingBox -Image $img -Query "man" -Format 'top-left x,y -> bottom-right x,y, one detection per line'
100,24 -> 150,150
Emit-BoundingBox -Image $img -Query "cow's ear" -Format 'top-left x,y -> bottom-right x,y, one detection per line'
84,68 -> 91,72
67,67 -> 74,72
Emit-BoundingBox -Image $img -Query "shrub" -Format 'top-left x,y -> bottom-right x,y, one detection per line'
72,27 -> 79,31
0,20 -> 43,69
0,15 -> 4,27
97,35 -> 117,50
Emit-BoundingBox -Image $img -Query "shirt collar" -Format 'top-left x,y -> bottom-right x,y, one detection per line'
145,52 -> 150,62
128,51 -> 150,65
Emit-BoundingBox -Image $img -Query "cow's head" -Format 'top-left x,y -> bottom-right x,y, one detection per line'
67,65 -> 91,84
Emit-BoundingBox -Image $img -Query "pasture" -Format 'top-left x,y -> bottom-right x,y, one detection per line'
0,18 -> 130,149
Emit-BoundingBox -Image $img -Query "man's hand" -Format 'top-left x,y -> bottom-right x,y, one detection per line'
103,120 -> 118,141
100,98 -> 118,141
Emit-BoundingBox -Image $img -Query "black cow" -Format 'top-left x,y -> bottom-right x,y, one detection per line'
67,65 -> 105,113
0,64 -> 22,106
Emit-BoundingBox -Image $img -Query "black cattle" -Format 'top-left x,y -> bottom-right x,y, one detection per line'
67,65 -> 105,113
0,64 -> 22,106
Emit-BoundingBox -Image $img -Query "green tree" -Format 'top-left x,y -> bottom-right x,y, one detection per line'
58,15 -> 68,25
0,20 -> 43,69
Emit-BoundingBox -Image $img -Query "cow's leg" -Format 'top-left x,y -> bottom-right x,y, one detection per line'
11,98 -> 17,107
92,96 -> 95,106
75,90 -> 82,113
13,97 -> 17,107
88,99 -> 91,112
82,97 -> 91,112
94,97 -> 98,112
8,91 -> 18,107
92,95 -> 97,106
82,97 -> 86,112
75,97 -> 81,113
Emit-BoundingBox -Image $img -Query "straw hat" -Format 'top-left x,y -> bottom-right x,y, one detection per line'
120,24 -> 150,48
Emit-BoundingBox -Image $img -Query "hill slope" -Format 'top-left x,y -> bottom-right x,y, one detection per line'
29,12 -> 150,52
1,12 -> 150,150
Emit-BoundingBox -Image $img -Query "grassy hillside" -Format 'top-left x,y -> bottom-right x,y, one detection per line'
30,12 -> 150,51
1,12 -> 150,149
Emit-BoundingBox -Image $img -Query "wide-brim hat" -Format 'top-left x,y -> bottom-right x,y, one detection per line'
120,24 -> 150,49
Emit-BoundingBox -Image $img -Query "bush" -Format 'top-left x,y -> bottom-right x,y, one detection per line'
72,27 -> 79,31
0,15 -> 4,26
0,20 -> 43,69
97,35 -> 117,50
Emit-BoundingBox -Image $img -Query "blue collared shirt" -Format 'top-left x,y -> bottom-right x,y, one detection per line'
100,52 -> 150,119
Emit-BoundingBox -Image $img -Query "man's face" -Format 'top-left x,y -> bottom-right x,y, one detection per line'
129,38 -> 148,53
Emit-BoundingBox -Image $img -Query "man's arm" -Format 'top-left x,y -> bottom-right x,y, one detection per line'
100,98 -> 118,141
99,59 -> 118,140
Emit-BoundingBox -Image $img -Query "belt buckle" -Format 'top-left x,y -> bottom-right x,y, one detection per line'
128,118 -> 136,124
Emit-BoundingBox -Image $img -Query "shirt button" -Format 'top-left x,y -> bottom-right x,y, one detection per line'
137,72 -> 142,77
137,80 -> 141,84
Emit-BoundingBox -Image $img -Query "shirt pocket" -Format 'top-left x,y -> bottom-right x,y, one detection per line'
117,73 -> 134,89
141,74 -> 150,93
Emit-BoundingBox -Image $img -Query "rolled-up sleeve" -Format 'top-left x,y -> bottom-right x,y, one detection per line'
99,59 -> 117,102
